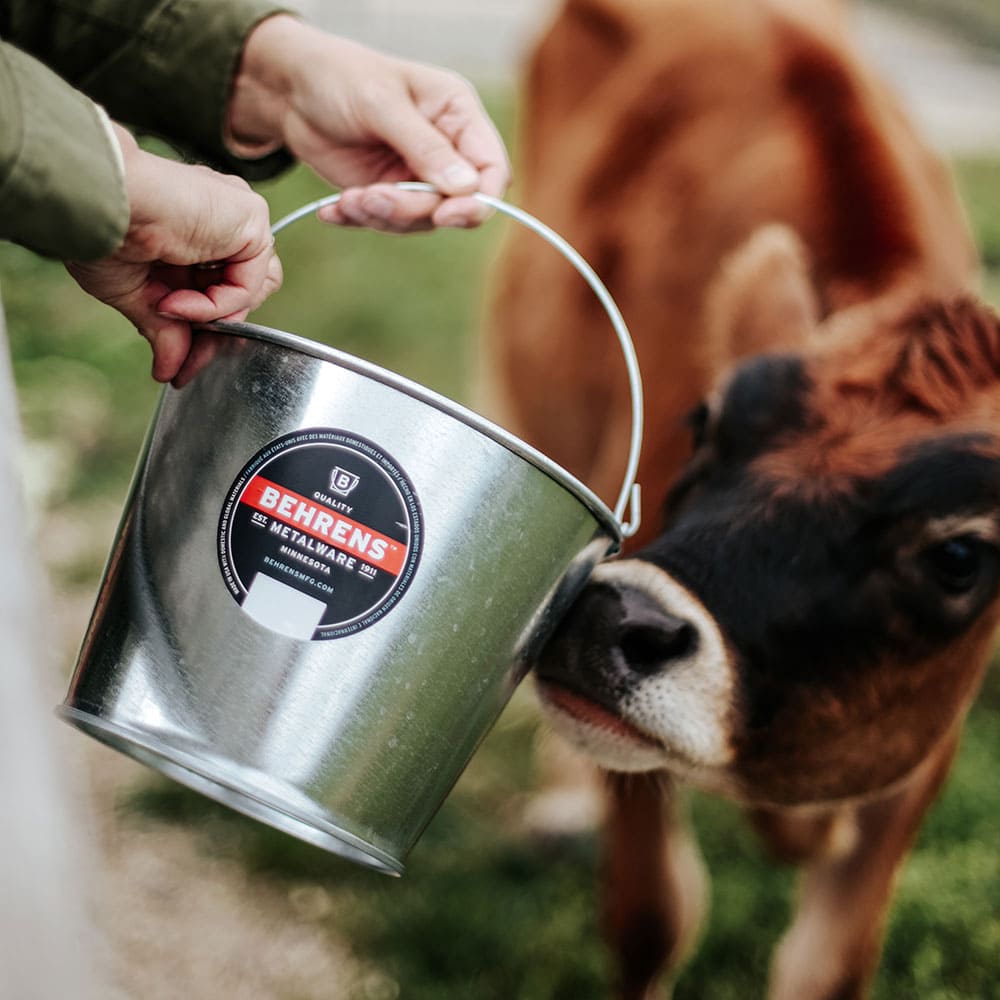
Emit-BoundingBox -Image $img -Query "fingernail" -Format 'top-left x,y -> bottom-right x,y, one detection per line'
442,162 -> 478,190
156,311 -> 186,320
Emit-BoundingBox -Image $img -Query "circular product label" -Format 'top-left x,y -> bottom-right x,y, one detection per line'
218,428 -> 423,640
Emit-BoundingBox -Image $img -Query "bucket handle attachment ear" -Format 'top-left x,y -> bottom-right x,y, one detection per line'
270,182 -> 643,539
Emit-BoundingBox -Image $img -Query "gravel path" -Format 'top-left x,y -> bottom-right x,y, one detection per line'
855,3 -> 1000,154
85,748 -> 359,1000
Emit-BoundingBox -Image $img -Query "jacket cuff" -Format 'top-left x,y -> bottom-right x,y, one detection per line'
0,42 -> 128,261
77,0 -> 294,181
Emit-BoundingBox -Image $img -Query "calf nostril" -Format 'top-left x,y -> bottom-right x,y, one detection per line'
619,621 -> 698,675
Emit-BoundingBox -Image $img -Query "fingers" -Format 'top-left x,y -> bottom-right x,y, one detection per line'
156,249 -> 283,323
114,279 -> 195,383
65,260 -> 186,383
330,67 -> 510,231
69,248 -> 281,385
318,184 -> 498,233
431,155 -> 509,228
413,72 -> 510,227
171,330 -> 226,389
419,77 -> 511,198
148,252 -> 280,382
432,194 -> 493,229
142,315 -> 194,384
363,86 -> 482,198
317,185 -> 439,233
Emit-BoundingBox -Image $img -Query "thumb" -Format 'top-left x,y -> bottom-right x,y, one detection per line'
138,313 -> 194,383
369,100 -> 480,195
108,280 -> 194,382
66,260 -> 194,382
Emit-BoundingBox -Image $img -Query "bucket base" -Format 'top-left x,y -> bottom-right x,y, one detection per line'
57,706 -> 403,876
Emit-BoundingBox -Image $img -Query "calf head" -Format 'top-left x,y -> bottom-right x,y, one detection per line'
537,229 -> 1000,807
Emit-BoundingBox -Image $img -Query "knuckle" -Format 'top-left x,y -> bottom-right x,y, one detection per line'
123,222 -> 161,262
442,68 -> 474,93
237,211 -> 272,253
243,188 -> 269,218
353,79 -> 393,115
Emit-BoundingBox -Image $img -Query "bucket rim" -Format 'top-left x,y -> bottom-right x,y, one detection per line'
57,705 -> 406,875
201,319 -> 624,553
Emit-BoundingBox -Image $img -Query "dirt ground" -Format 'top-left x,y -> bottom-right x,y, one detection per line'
81,745 -> 361,1000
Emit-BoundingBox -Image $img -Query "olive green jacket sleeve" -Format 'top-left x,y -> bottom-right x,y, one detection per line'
0,0 -> 293,261
0,39 -> 128,259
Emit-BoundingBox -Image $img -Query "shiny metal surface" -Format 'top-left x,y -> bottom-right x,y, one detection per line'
61,189 -> 644,873
61,329 -> 619,872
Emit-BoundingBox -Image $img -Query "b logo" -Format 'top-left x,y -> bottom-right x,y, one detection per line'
329,466 -> 361,497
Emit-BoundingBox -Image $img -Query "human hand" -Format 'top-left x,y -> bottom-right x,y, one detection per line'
66,125 -> 281,385
226,15 -> 511,232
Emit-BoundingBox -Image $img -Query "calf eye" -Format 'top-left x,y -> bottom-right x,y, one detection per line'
686,402 -> 711,449
922,536 -> 982,594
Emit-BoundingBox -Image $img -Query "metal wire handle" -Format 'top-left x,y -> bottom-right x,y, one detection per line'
271,182 -> 643,538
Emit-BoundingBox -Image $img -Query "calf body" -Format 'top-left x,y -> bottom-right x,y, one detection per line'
487,1 -> 995,996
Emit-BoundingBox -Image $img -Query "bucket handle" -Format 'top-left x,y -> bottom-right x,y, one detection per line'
270,182 -> 643,539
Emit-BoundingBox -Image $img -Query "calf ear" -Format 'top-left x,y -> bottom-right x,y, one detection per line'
524,0 -> 638,154
562,0 -> 638,53
704,225 -> 820,372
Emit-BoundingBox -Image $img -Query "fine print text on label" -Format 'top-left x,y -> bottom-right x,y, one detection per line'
217,428 -> 423,641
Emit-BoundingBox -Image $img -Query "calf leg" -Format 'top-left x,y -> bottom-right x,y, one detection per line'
756,732 -> 959,1000
522,729 -> 606,838
603,772 -> 707,1000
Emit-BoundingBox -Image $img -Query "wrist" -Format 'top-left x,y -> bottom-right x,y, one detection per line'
110,122 -> 148,228
112,126 -> 180,240
110,121 -> 139,162
226,13 -> 310,157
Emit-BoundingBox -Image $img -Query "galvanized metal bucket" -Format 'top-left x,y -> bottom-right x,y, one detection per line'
59,185 -> 643,875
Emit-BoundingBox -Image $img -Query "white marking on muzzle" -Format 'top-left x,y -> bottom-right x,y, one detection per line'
592,560 -> 736,768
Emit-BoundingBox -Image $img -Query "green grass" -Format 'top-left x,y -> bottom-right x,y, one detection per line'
871,0 -> 1000,53
2,95 -> 999,999
117,692 -> 1000,1000
954,158 -> 1000,272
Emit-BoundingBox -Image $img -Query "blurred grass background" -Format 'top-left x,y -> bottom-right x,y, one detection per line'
2,86 -> 999,1000
874,0 -> 1000,52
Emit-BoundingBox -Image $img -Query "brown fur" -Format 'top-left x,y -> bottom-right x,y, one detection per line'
755,299 -> 1000,492
486,0 -> 975,544
485,1 -> 991,996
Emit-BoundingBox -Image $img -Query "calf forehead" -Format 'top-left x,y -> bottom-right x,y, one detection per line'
743,298 -> 1000,492
876,438 -> 1000,517
753,408 -> 1000,506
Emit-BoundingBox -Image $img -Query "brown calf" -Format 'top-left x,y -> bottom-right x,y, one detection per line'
485,0 -> 995,997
